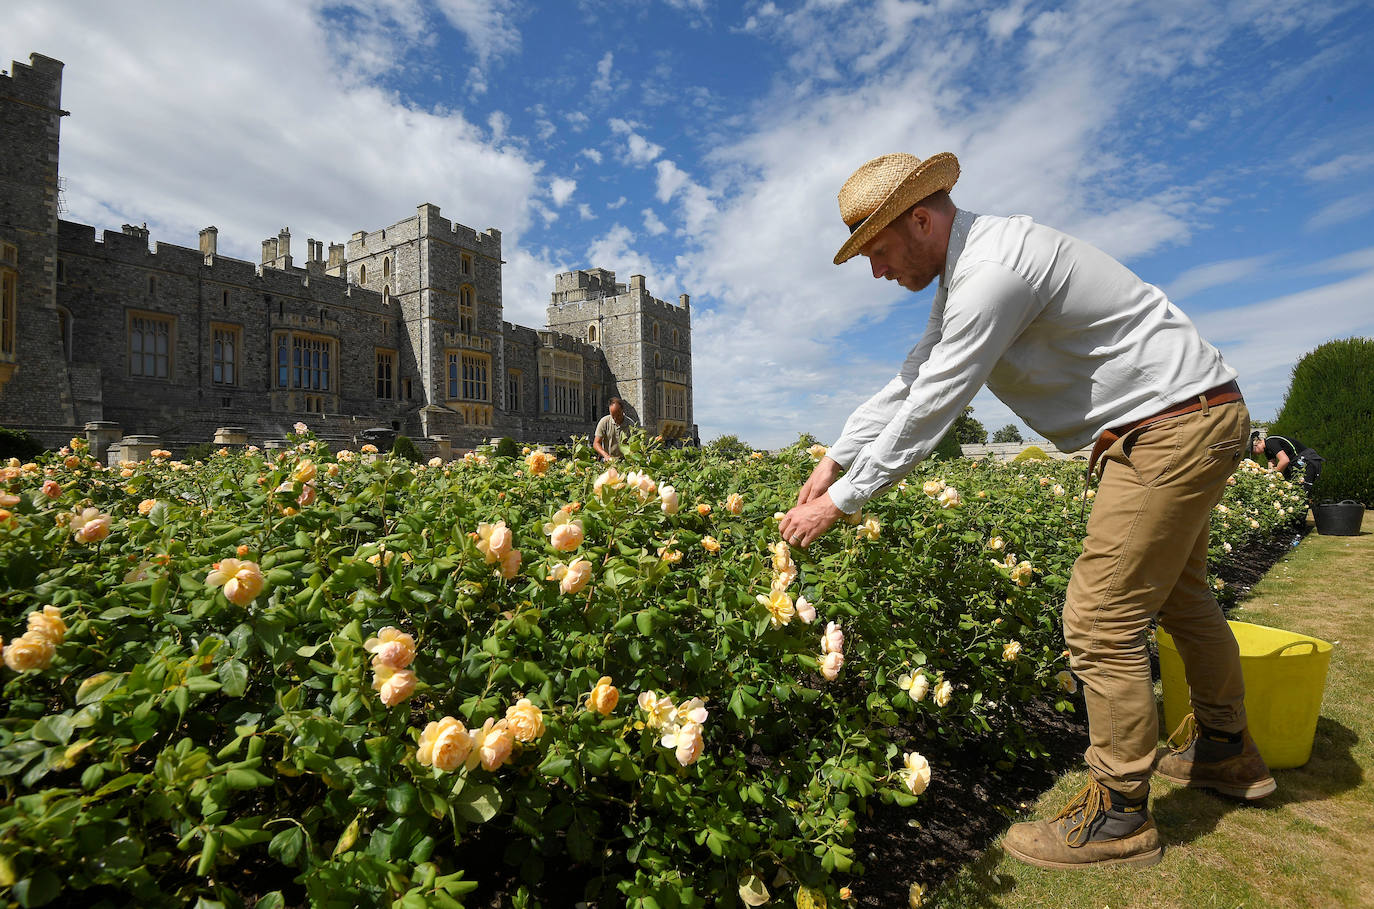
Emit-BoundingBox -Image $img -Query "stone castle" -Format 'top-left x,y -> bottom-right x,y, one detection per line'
0,53 -> 694,456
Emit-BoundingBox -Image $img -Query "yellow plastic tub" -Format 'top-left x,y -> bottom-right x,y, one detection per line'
1157,621 -> 1332,769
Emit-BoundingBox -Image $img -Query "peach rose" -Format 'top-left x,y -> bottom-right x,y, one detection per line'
525,450 -> 555,475
418,716 -> 472,772
697,503 -> 712,516
637,691 -> 676,729
498,547 -> 522,580
549,522 -> 584,552
725,493 -> 744,515
586,676 -> 620,716
4,632 -> 56,672
659,484 -> 679,515
820,650 -> 845,681
821,621 -> 844,655
296,482 -> 317,507
794,595 -> 817,624
206,557 -> 266,606
138,499 -> 157,516
505,698 -> 546,742
364,626 -> 417,670
673,723 -> 704,767
626,470 -> 657,502
476,520 -> 514,564
70,507 -> 112,544
41,480 -> 61,499
548,558 -> 593,595
937,486 -> 962,509
373,667 -> 417,707
593,467 -> 625,496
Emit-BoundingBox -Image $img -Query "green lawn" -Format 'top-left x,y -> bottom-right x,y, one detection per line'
932,511 -> 1374,909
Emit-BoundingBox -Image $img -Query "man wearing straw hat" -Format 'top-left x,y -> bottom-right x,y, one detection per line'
779,152 -> 1276,869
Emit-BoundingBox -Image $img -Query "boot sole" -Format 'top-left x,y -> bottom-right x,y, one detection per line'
1003,840 -> 1164,871
1153,768 -> 1277,799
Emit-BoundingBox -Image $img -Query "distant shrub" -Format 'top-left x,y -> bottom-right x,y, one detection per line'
184,442 -> 218,463
931,429 -> 965,461
1012,445 -> 1051,462
494,437 -> 519,459
706,434 -> 753,460
0,428 -> 45,462
992,424 -> 1024,443
1270,336 -> 1374,505
391,434 -> 424,464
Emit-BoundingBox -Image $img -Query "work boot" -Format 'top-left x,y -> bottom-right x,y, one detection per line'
1002,780 -> 1162,870
1154,713 -> 1276,799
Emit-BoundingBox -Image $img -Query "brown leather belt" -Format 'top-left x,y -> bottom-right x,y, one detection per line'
1086,380 -> 1244,481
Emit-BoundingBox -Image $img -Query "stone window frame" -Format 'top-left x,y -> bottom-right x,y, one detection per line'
148,274 -> 158,295
0,243 -> 17,361
539,349 -> 583,417
507,367 -> 522,413
383,284 -> 391,306
459,285 -> 476,334
211,322 -> 242,386
461,253 -> 473,276
383,256 -> 391,280
587,324 -> 598,344
673,328 -> 679,347
273,329 -> 338,394
359,263 -> 367,285
658,381 -> 688,438
652,321 -> 660,343
446,349 -> 491,403
127,309 -> 175,380
375,347 -> 396,400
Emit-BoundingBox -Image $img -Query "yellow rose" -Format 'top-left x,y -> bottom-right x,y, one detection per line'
138,499 -> 157,516
472,718 -> 515,771
857,516 -> 881,541
933,679 -> 954,707
725,493 -> 744,515
1056,669 -> 1078,694
4,632 -> 56,672
505,697 -> 546,741
901,751 -> 931,795
418,716 -> 472,772
922,479 -> 945,498
586,676 -> 620,716
593,467 -> 625,496
697,503 -> 711,516
1002,640 -> 1022,662
205,557 -> 266,606
659,484 -> 680,515
293,460 -> 317,483
700,535 -> 720,553
26,606 -> 66,645
756,589 -> 794,627
807,443 -> 828,460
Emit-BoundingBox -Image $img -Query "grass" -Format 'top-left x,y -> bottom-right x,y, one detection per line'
931,511 -> 1374,908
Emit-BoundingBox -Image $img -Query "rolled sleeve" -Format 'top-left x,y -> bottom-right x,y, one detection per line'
831,263 -> 1043,512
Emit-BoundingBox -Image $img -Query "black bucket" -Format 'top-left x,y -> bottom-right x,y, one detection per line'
1313,500 -> 1365,536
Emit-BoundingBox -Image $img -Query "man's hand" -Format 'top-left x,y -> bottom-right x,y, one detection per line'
797,456 -> 843,506
780,493 -> 844,548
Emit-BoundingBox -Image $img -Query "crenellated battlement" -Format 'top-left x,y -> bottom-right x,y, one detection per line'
1,53 -> 65,109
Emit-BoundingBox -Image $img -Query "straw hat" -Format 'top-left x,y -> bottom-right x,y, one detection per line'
833,152 -> 960,264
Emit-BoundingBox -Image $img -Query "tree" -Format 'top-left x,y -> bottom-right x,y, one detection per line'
992,424 -> 1024,443
951,406 -> 987,444
1270,336 -> 1374,505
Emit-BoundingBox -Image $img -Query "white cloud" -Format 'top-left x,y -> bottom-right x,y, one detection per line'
642,208 -> 668,236
1305,191 -> 1374,231
609,119 -> 663,165
578,203 -> 596,220
549,177 -> 577,207
434,0 -> 521,67
580,147 -> 603,165
1305,153 -> 1374,182
591,51 -> 615,97
1167,255 -> 1269,302
487,110 -> 510,142
607,196 -> 628,210
655,160 -> 689,203
564,110 -> 591,131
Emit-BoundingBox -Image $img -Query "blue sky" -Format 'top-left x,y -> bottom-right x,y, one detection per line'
9,0 -> 1374,447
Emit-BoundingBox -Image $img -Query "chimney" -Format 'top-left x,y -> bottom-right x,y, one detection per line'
277,228 -> 292,267
199,226 -> 218,259
121,223 -> 149,241
261,237 -> 278,265
679,293 -> 690,309
327,242 -> 346,277
630,274 -> 646,293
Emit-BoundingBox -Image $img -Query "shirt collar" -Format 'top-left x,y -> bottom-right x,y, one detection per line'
940,208 -> 977,291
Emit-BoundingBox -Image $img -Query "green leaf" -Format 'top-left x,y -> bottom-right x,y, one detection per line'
386,783 -> 419,815
454,782 -> 502,824
219,659 -> 249,697
30,714 -> 75,745
268,826 -> 305,866
76,672 -> 123,705
13,869 -> 62,908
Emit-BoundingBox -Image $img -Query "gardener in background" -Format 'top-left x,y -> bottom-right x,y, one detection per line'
593,396 -> 629,462
1251,430 -> 1323,501
780,152 -> 1275,870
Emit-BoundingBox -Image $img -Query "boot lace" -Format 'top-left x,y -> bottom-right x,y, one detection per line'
1051,781 -> 1108,847
1167,712 -> 1198,753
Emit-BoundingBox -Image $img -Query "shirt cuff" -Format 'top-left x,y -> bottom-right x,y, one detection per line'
827,476 -> 867,516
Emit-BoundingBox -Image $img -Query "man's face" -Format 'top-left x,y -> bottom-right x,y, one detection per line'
609,401 -> 623,421
1252,438 -> 1265,456
860,213 -> 943,293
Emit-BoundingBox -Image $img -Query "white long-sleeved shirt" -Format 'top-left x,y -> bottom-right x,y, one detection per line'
825,209 -> 1236,515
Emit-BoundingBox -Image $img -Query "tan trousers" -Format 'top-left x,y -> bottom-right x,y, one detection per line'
1064,400 -> 1250,800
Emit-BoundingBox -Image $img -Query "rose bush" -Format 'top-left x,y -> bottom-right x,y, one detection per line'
0,435 -> 1302,907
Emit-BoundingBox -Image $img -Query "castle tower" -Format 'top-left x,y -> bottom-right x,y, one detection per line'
546,268 -> 693,440
0,53 -> 78,428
